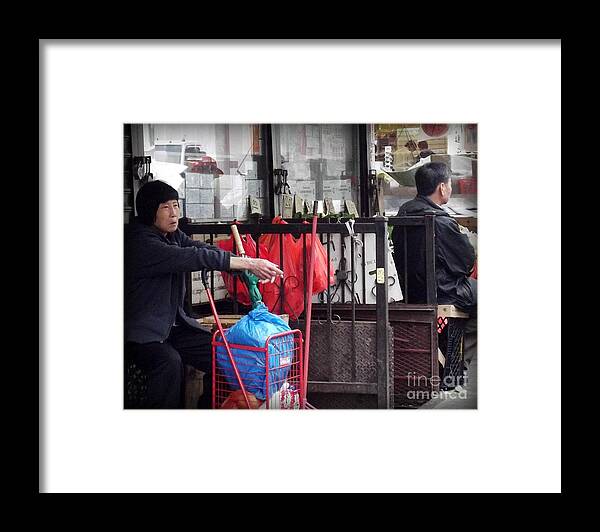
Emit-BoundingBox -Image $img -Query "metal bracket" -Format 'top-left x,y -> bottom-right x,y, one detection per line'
133,156 -> 153,184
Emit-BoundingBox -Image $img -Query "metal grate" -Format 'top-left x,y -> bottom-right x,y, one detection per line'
438,318 -> 466,390
304,321 -> 379,383
393,321 -> 435,408
308,393 -> 378,409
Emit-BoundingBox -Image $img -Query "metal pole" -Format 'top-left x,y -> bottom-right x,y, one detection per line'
302,201 -> 319,405
375,217 -> 390,408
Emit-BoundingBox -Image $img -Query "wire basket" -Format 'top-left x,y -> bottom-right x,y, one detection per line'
212,329 -> 305,409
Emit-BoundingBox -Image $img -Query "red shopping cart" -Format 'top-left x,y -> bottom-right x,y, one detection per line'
201,265 -> 308,409
211,328 -> 304,409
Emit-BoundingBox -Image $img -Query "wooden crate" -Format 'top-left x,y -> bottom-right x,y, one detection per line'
197,313 -> 289,331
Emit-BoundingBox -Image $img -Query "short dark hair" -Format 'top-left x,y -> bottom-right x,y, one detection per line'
135,180 -> 179,225
414,162 -> 451,196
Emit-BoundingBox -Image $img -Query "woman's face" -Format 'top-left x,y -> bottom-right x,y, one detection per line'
153,199 -> 180,234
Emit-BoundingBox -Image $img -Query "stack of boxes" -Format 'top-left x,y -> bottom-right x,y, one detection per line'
184,173 -> 217,220
184,170 -> 267,221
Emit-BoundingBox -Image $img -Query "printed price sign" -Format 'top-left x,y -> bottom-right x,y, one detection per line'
249,195 -> 262,215
281,194 -> 293,218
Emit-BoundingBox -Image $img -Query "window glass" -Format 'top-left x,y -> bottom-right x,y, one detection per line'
371,124 -> 477,216
273,124 -> 359,214
144,124 -> 268,221
153,144 -> 182,164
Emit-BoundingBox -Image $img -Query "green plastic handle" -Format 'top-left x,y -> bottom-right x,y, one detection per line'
241,270 -> 262,309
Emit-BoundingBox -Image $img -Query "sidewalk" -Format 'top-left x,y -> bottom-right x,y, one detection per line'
420,357 -> 477,409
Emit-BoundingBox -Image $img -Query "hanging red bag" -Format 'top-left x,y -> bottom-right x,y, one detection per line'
259,217 -> 305,320
470,259 -> 477,279
217,225 -> 268,307
299,220 -> 336,295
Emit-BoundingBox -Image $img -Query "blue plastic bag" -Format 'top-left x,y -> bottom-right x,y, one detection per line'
216,303 -> 293,401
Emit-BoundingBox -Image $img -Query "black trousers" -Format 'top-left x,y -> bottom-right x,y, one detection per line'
126,325 -> 213,409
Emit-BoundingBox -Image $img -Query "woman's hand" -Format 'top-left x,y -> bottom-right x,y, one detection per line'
230,256 -> 283,282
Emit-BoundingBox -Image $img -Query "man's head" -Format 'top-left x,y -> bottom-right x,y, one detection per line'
414,162 -> 453,205
135,180 -> 180,234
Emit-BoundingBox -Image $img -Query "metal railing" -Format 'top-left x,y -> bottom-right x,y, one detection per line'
180,216 -> 391,408
387,215 -> 437,305
180,215 -> 437,408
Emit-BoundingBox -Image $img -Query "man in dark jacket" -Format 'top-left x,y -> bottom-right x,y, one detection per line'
391,162 -> 476,313
125,180 -> 283,409
391,162 -> 477,404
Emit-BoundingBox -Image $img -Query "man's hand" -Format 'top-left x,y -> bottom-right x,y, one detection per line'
230,256 -> 283,283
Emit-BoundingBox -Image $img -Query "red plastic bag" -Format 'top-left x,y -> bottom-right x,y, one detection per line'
259,217 -> 305,320
220,389 -> 263,409
217,227 -> 268,307
299,221 -> 336,295
470,259 -> 477,279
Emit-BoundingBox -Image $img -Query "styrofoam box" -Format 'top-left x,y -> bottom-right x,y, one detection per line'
192,287 -> 228,305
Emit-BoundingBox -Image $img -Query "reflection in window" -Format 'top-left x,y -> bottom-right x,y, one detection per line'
274,124 -> 359,214
153,144 -> 182,164
144,124 -> 267,221
372,124 -> 477,216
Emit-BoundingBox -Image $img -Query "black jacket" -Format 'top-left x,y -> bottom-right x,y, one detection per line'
391,195 -> 476,313
124,220 -> 233,343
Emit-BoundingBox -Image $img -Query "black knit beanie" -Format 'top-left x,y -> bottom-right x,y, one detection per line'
135,180 -> 179,225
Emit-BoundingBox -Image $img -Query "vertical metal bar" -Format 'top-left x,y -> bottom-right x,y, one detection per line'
424,216 -> 437,305
358,124 -> 370,218
431,311 -> 440,392
375,218 -> 390,409
130,123 -> 144,158
279,231 -> 284,315
362,232 -> 366,305
265,341 -> 270,409
327,228 -> 333,382
232,229 -> 238,314
403,225 -> 408,303
303,233 -> 307,322
212,331 -> 216,409
350,230 -> 356,382
263,124 -> 275,219
209,234 -> 215,298
340,231 -> 345,304
327,230 -> 332,323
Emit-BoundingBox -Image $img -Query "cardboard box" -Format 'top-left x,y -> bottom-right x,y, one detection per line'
197,313 -> 289,332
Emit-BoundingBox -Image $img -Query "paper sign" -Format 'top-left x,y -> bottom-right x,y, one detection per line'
292,180 -> 316,202
323,179 -> 352,200
293,194 -> 305,216
324,197 -> 336,215
280,193 -> 293,218
249,195 -> 262,215
344,199 -> 359,217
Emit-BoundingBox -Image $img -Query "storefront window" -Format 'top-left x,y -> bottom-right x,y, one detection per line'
371,124 -> 477,216
273,124 -> 360,214
144,124 -> 268,221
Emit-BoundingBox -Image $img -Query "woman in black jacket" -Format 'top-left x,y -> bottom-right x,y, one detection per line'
125,180 -> 282,408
